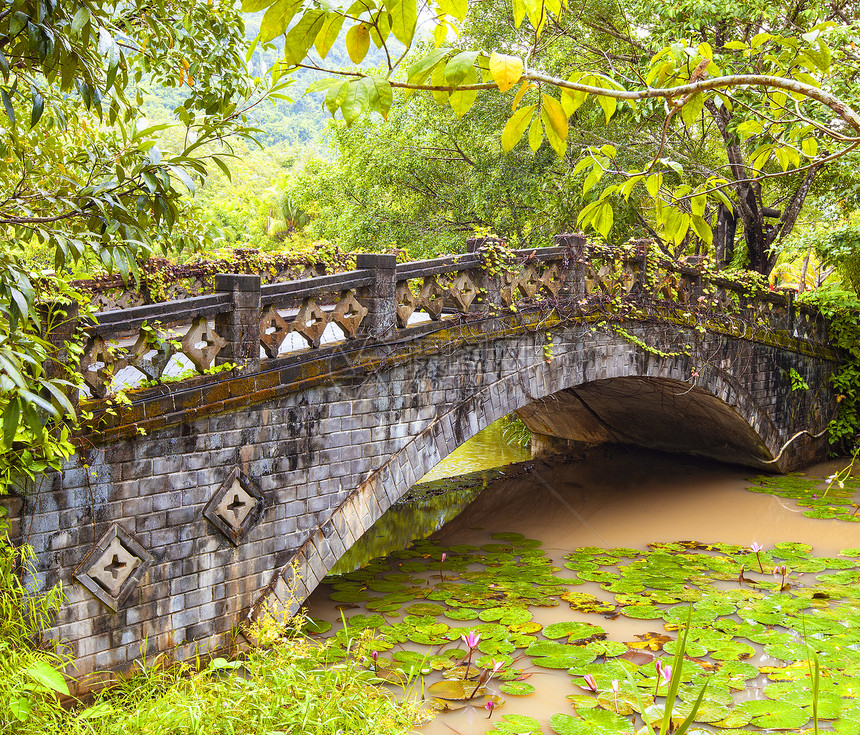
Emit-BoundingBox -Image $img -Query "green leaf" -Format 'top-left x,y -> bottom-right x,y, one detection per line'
596,93 -> 616,123
315,14 -> 345,58
438,0 -> 468,20
341,79 -> 371,125
449,62 -> 477,117
384,0 -> 418,46
30,90 -> 44,127
259,0 -> 303,43
1,88 -> 14,125
283,11 -> 327,65
445,51 -> 480,87
549,709 -> 630,735
71,7 -> 91,35
501,105 -> 535,152
407,48 -> 453,85
3,397 -> 20,445
365,77 -> 393,119
25,661 -> 70,696
680,93 -> 704,128
242,0 -> 278,10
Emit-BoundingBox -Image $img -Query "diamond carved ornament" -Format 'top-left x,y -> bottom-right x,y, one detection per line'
203,467 -> 264,545
74,525 -> 153,611
331,290 -> 368,338
420,277 -> 445,320
259,304 -> 291,358
80,336 -> 129,398
448,272 -> 477,312
181,316 -> 226,371
396,281 -> 418,328
293,297 -> 329,348
128,327 -> 174,380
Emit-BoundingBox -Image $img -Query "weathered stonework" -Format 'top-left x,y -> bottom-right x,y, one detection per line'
0,276 -> 838,686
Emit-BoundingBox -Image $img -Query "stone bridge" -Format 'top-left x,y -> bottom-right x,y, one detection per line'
3,235 -> 838,684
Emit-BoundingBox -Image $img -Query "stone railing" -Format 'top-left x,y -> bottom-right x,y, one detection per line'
63,234 -> 828,399
71,248 -> 354,312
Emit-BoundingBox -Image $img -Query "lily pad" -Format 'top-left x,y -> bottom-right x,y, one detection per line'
735,699 -> 810,728
487,713 -> 541,734
549,709 -> 631,735
499,681 -> 536,696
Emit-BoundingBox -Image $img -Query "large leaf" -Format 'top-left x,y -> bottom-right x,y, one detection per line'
282,11 -> 327,65
384,0 -> 418,46
489,52 -> 524,93
259,0 -> 302,43
445,51 -> 481,87
501,105 -> 535,152
345,23 -> 370,63
25,661 -> 70,696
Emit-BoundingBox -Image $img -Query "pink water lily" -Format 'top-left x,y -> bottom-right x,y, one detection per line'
582,673 -> 598,693
611,679 -> 620,713
654,660 -> 671,698
485,700 -> 496,719
751,542 -> 764,572
460,630 -> 481,680
461,631 -> 481,650
439,552 -> 447,582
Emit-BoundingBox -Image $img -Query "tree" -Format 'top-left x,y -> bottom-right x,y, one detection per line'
246,0 -> 860,273
0,1 -> 283,491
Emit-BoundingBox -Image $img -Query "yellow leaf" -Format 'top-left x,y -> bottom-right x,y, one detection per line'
501,104 -> 535,152
346,23 -> 370,63
528,115 -> 542,151
489,52 -> 523,94
541,93 -> 568,141
511,80 -> 534,111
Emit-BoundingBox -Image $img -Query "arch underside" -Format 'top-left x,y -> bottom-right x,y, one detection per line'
517,376 -> 774,469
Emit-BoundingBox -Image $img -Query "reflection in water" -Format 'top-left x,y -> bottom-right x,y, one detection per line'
418,416 -> 531,483
330,417 -> 531,574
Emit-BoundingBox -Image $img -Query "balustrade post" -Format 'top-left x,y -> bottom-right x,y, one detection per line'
214,273 -> 261,373
555,233 -> 587,300
356,253 -> 398,339
42,300 -> 80,407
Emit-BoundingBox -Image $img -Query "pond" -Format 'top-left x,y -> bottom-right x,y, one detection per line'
306,422 -> 860,735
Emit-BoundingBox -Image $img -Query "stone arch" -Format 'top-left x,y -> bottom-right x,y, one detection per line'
267,328 -> 781,616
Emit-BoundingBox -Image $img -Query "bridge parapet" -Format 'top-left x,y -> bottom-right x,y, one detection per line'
69,235 -> 829,402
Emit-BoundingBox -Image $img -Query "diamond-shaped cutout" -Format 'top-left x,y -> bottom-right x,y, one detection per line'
448,273 -> 477,312
259,305 -> 291,358
293,297 -> 328,348
331,290 -> 368,338
420,277 -> 445,320
75,525 -> 153,611
128,327 -> 174,379
517,266 -> 541,298
80,336 -> 129,398
181,316 -> 226,371
203,467 -> 264,545
396,281 -> 418,328
541,263 -> 563,296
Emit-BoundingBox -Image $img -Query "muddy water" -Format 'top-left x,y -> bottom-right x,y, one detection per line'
306,445 -> 859,735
